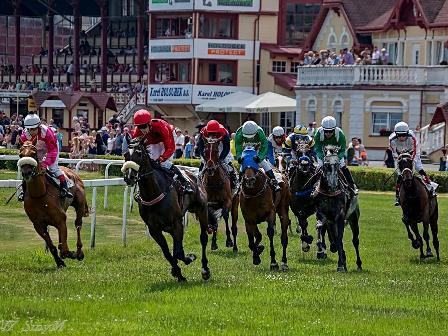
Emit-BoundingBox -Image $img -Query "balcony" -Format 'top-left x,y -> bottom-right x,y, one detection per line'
296,65 -> 448,87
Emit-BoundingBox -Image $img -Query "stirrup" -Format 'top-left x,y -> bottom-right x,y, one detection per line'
61,188 -> 73,198
17,192 -> 24,202
182,183 -> 194,194
394,198 -> 400,206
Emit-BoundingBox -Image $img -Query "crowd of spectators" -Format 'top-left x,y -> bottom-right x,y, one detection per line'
302,46 -> 391,66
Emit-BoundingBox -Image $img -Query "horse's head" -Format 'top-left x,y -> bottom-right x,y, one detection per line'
204,136 -> 221,174
122,138 -> 150,187
322,145 -> 340,189
401,167 -> 414,189
297,155 -> 313,175
18,141 -> 40,181
240,147 -> 260,189
397,151 -> 413,172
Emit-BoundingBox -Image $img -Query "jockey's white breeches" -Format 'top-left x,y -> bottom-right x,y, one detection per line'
317,157 -> 346,169
147,142 -> 173,169
260,159 -> 273,172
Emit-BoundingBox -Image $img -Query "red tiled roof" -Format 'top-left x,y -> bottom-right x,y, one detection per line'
261,43 -> 302,57
271,73 -> 297,91
32,91 -> 117,111
430,0 -> 448,26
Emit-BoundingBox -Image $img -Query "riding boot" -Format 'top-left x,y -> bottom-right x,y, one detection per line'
59,179 -> 73,198
170,165 -> 194,193
266,170 -> 281,192
18,181 -> 26,202
395,175 -> 402,206
341,166 -> 358,196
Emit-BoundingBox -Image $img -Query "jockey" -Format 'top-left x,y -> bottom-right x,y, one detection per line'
197,120 -> 239,189
235,120 -> 281,192
131,109 -> 193,193
266,126 -> 286,166
285,124 -> 316,162
18,113 -> 73,201
314,116 -> 357,195
389,121 -> 432,206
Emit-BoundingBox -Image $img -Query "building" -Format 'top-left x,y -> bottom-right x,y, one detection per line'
147,0 -> 321,133
295,0 -> 448,161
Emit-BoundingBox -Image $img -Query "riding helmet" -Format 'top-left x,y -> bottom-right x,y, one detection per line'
206,120 -> 221,133
394,121 -> 409,135
134,109 -> 152,126
24,113 -> 41,129
321,116 -> 337,131
242,121 -> 258,138
293,124 -> 308,135
272,126 -> 285,137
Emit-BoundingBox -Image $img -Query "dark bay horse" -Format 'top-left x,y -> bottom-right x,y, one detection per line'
288,143 -> 317,255
239,147 -> 291,271
122,140 -> 217,282
309,146 -> 362,272
398,153 -> 439,260
201,137 -> 239,252
18,141 -> 88,268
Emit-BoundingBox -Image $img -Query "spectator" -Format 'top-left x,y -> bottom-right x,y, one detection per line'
380,48 -> 388,65
372,46 -> 380,65
95,131 -> 106,155
55,127 -> 63,150
439,148 -> 447,171
122,127 -> 131,155
114,128 -> 124,155
174,128 -> 185,158
307,122 -> 317,137
67,61 -> 74,84
184,137 -> 194,159
358,138 -> 368,166
346,137 -> 358,166
106,130 -> 115,154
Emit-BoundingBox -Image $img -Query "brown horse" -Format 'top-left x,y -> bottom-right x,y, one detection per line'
201,137 -> 239,252
18,141 -> 88,268
398,153 -> 439,260
239,147 -> 291,271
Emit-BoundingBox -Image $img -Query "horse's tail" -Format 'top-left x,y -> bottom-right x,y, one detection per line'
207,207 -> 218,231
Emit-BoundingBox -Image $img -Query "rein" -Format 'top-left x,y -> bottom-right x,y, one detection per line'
241,172 -> 269,199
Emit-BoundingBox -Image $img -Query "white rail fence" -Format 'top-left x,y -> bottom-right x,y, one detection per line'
418,122 -> 446,155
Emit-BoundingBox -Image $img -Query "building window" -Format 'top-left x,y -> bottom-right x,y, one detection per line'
290,62 -> 300,73
307,98 -> 316,124
272,61 -> 286,73
372,112 -> 403,134
52,109 -> 64,128
283,1 -> 321,46
153,16 -> 191,38
198,60 -> 236,85
280,111 -> 296,134
333,100 -> 343,128
77,110 -> 88,119
152,61 -> 191,83
199,14 -> 237,39
260,113 -> 271,135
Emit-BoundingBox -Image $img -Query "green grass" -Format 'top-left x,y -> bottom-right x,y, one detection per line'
0,170 -> 448,335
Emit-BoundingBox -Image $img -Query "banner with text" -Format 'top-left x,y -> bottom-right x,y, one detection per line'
149,0 -> 193,11
148,39 -> 193,59
194,39 -> 259,60
195,0 -> 260,12
192,85 -> 252,104
148,84 -> 192,104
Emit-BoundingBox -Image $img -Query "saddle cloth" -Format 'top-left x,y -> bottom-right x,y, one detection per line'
47,171 -> 75,189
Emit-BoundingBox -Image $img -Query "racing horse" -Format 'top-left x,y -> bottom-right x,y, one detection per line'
308,145 -> 362,272
122,139 -> 217,282
201,136 -> 239,252
239,147 -> 291,271
397,152 -> 439,260
288,143 -> 319,256
18,141 -> 88,268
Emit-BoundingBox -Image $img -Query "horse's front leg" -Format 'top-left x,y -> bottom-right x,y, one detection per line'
172,219 -> 197,265
245,223 -> 263,265
196,207 -> 211,280
408,221 -> 424,259
299,217 -> 313,253
148,225 -> 185,282
34,223 -> 66,268
422,221 -> 433,258
56,218 -> 76,260
230,195 -> 239,253
315,219 -> 327,259
222,207 -> 233,248
279,214 -> 289,271
335,214 -> 347,272
267,214 -> 278,271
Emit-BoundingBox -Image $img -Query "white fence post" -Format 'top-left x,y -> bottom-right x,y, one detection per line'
90,187 -> 97,249
122,186 -> 128,247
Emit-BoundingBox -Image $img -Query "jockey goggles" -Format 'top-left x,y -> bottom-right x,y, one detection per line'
137,124 -> 149,130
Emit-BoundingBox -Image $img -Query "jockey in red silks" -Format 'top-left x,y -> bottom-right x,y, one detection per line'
131,109 -> 193,193
197,120 -> 239,189
19,113 -> 73,201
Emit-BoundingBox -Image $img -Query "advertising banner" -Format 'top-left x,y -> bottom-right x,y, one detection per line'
192,85 -> 252,104
195,0 -> 260,12
148,39 -> 193,59
194,39 -> 259,60
148,84 -> 193,104
149,0 -> 193,11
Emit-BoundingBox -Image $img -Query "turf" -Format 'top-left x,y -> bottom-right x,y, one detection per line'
0,170 -> 447,335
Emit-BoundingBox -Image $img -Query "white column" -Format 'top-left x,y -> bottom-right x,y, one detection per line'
321,93 -> 328,118
295,90 -> 302,125
349,92 -> 364,141
408,92 -> 422,129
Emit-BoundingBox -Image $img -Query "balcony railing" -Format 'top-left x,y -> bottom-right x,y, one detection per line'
418,122 -> 446,155
296,65 -> 448,87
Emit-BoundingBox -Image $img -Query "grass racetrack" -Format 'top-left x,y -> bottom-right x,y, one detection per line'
0,170 -> 447,335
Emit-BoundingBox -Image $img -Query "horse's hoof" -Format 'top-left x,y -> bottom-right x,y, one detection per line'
302,244 -> 310,253
211,242 -> 218,251
186,253 -> 197,264
305,235 -> 314,244
76,251 -> 85,261
296,227 -> 301,234
270,263 -> 279,271
426,250 -> 434,258
412,240 -> 421,249
226,239 -> 234,248
317,252 -> 327,259
178,276 -> 187,282
337,265 -> 347,273
201,268 -> 211,281
233,246 -> 238,254
253,256 -> 261,265
207,227 -> 213,235
357,266 -> 363,271
330,243 -> 337,253
57,262 -> 66,269
257,245 -> 265,255
281,263 -> 289,272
